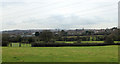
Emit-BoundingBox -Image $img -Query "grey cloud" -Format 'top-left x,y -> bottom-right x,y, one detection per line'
21,15 -> 107,29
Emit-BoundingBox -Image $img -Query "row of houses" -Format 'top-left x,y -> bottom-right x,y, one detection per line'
4,27 -> 117,38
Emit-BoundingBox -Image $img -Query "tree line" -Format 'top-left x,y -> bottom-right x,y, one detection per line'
2,29 -> 120,46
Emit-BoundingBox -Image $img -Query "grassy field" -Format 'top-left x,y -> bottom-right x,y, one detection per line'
2,45 -> 118,62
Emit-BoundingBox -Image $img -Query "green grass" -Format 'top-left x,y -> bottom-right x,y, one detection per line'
67,35 -> 104,38
82,41 -> 104,43
2,45 -> 118,62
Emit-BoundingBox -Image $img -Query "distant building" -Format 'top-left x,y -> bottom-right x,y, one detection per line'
21,34 -> 34,37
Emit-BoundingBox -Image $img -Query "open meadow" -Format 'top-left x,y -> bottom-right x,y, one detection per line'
2,45 -> 118,62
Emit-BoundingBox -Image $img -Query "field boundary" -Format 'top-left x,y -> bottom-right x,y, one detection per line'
31,43 -> 120,47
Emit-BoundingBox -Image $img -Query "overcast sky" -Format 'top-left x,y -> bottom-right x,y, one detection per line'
0,0 -> 119,30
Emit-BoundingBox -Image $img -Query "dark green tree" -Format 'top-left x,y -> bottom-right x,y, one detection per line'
35,32 -> 40,37
40,30 -> 54,43
104,35 -> 114,44
2,34 -> 10,46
